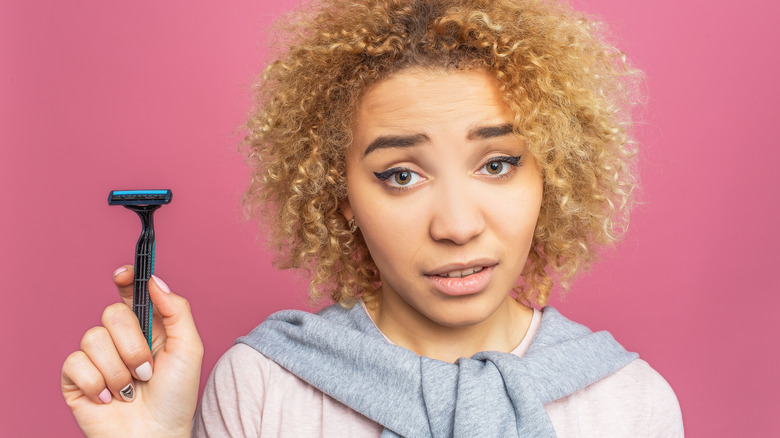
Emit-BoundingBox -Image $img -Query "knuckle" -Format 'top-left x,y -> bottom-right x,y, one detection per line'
81,326 -> 109,350
64,349 -> 84,364
82,374 -> 105,394
105,367 -> 130,384
102,303 -> 130,326
62,350 -> 86,372
178,296 -> 191,310
123,344 -> 147,362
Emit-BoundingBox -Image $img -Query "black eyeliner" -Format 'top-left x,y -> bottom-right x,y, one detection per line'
373,167 -> 410,181
491,155 -> 522,166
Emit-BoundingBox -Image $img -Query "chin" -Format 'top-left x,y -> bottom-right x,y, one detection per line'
428,301 -> 499,328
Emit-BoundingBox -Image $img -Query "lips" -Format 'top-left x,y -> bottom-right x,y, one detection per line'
437,266 -> 484,278
426,262 -> 497,296
426,259 -> 497,277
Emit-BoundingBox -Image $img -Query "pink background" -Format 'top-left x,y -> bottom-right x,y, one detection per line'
2,0 -> 778,436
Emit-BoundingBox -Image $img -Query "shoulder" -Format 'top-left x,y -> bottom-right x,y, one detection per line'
193,343 -> 382,438
545,359 -> 683,437
192,344 -> 272,437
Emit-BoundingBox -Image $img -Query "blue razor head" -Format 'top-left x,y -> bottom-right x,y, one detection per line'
108,189 -> 173,206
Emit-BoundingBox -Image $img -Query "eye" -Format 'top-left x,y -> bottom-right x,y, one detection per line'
373,167 -> 424,189
477,155 -> 522,177
393,170 -> 413,185
485,161 -> 506,175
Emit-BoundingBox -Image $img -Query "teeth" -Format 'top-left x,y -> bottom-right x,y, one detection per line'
438,266 -> 484,278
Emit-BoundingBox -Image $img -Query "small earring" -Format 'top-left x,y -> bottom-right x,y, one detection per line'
348,218 -> 358,233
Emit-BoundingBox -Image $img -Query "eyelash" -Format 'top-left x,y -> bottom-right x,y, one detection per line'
373,167 -> 420,191
478,155 -> 522,178
373,155 -> 523,191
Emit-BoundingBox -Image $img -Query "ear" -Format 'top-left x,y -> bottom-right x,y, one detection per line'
339,198 -> 354,222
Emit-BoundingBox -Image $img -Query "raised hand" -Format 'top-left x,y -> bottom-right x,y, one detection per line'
61,267 -> 203,437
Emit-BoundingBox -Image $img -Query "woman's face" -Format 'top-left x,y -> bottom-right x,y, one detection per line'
343,67 -> 543,329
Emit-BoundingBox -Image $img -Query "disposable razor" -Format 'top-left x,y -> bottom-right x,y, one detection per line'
108,189 -> 172,349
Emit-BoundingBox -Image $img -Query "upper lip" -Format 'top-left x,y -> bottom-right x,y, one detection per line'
425,258 -> 498,276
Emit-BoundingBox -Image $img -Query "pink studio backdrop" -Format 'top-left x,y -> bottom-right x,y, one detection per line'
2,0 -> 778,436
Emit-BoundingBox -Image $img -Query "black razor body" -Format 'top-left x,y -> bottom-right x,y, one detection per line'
108,190 -> 172,349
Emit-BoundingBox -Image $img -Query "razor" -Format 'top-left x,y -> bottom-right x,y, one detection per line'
108,189 -> 172,349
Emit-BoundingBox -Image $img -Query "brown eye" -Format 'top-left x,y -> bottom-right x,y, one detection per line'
394,171 -> 412,185
477,155 -> 521,177
486,161 -> 504,175
374,168 -> 423,189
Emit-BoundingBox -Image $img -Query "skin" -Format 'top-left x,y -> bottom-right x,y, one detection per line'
341,67 -> 544,363
60,66 -> 545,436
60,269 -> 202,437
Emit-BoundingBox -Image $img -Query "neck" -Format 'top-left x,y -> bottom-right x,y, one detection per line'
365,293 -> 534,363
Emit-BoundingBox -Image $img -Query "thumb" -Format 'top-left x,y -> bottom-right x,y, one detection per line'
149,275 -> 203,359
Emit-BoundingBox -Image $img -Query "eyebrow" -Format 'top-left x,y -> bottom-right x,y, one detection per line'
467,123 -> 514,140
363,133 -> 429,156
362,123 -> 515,157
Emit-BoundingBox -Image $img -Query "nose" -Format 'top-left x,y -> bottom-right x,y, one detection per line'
429,179 -> 486,245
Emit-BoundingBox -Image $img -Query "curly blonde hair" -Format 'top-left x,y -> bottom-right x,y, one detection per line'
244,0 -> 642,307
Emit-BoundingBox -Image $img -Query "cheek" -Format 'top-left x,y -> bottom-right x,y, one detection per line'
495,183 -> 543,227
489,186 -> 543,260
355,198 -> 428,274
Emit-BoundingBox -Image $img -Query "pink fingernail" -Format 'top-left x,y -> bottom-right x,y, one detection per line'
98,388 -> 112,404
151,275 -> 171,293
113,266 -> 128,277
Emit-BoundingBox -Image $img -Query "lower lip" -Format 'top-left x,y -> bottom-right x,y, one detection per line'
427,266 -> 494,296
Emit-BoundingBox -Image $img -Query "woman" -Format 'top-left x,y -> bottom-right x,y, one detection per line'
61,0 -> 683,436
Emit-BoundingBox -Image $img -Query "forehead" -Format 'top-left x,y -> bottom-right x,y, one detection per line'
352,68 -> 514,137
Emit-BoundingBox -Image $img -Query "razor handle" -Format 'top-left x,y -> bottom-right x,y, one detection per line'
128,205 -> 160,350
108,189 -> 171,350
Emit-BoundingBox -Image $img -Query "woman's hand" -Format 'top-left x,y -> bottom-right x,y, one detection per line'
61,267 -> 204,438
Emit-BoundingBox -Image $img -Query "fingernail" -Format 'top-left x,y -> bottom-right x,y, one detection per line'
120,383 -> 135,402
98,388 -> 112,404
135,361 -> 153,381
113,266 -> 128,277
151,275 -> 171,293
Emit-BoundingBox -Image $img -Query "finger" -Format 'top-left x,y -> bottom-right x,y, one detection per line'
148,275 -> 203,359
112,265 -> 134,307
80,326 -> 136,402
61,350 -> 112,405
101,303 -> 155,382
